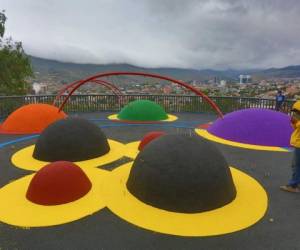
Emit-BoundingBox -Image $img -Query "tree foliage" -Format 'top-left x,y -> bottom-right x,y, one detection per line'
0,10 -> 33,95
0,10 -> 6,37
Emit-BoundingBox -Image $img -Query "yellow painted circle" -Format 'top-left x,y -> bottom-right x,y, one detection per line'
11,139 -> 125,171
0,168 -> 108,227
108,114 -> 178,122
124,141 -> 140,159
105,162 -> 268,236
195,128 -> 290,152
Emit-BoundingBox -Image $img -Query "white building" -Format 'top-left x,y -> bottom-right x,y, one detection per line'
220,80 -> 227,87
239,75 -> 251,84
32,82 -> 48,94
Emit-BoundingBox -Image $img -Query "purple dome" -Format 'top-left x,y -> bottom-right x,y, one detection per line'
207,108 -> 293,147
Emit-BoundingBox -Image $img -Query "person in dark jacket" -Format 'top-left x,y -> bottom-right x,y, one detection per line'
275,90 -> 285,111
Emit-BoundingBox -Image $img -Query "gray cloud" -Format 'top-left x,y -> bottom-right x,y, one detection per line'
2,0 -> 300,69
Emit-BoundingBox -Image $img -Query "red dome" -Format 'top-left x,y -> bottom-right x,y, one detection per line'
26,161 -> 92,205
198,122 -> 212,129
138,131 -> 166,151
0,104 -> 67,134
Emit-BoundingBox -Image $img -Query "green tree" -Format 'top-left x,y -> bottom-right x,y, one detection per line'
0,10 -> 33,95
0,10 -> 6,37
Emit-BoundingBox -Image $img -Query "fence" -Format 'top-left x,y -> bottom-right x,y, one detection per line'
0,94 -> 294,119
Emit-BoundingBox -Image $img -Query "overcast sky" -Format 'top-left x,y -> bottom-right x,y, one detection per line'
1,0 -> 300,69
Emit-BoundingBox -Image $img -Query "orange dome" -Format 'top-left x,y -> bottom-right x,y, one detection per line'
0,104 -> 67,134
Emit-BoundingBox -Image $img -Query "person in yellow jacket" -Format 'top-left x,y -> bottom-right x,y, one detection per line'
280,100 -> 300,192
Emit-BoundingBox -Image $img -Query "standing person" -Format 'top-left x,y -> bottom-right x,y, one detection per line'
280,100 -> 300,193
275,90 -> 285,111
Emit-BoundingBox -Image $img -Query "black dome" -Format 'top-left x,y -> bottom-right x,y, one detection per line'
33,117 -> 110,162
127,134 -> 236,213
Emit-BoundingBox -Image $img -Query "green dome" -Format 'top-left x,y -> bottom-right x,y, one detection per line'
117,100 -> 168,121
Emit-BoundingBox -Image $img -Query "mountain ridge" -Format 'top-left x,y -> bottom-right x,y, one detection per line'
30,56 -> 300,82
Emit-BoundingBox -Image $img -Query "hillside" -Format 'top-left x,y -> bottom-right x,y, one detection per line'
29,56 -> 242,83
257,65 -> 300,78
30,56 -> 300,84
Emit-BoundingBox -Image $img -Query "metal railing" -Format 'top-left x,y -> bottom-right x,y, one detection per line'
0,94 -> 295,119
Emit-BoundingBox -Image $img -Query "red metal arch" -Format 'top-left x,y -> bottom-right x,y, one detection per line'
91,79 -> 123,96
58,72 -> 224,118
53,79 -> 123,106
